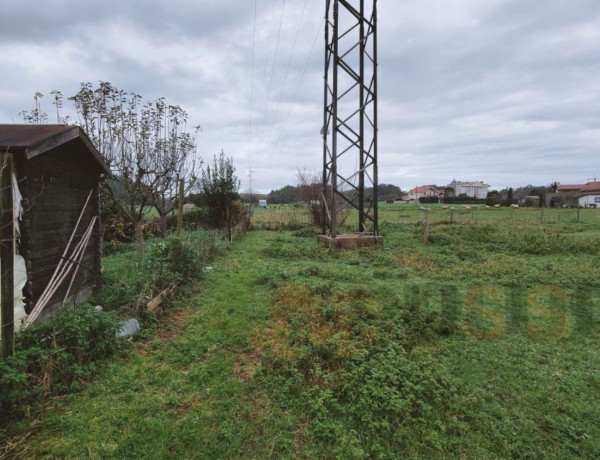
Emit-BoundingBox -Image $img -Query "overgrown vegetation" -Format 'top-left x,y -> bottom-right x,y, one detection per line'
198,151 -> 246,241
0,230 -> 224,441
0,305 -> 123,418
3,207 -> 600,457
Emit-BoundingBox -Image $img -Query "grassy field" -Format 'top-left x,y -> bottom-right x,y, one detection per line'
254,202 -> 600,228
3,205 -> 600,458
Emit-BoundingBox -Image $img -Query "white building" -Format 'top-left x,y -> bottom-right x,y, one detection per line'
579,194 -> 600,207
577,181 -> 600,207
558,181 -> 600,207
407,185 -> 441,202
447,180 -> 489,199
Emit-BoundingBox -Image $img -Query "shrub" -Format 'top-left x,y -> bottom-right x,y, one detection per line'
97,232 -> 223,312
0,305 -> 123,417
144,237 -> 198,287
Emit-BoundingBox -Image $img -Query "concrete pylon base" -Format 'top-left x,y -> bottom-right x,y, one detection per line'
317,233 -> 384,250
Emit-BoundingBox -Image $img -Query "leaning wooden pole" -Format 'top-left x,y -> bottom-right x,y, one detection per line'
1,153 -> 14,360
176,179 -> 184,240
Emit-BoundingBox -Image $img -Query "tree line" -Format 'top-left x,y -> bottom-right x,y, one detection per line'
266,181 -> 403,204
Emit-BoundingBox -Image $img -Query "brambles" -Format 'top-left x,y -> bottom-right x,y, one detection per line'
0,305 -> 123,417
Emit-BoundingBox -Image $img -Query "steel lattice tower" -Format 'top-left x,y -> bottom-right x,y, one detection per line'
322,0 -> 378,237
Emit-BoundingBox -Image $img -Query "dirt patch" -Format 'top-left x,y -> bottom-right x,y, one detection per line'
398,253 -> 437,273
233,349 -> 265,382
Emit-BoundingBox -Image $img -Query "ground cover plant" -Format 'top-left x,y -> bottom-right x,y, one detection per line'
0,230 -> 224,447
2,206 -> 600,458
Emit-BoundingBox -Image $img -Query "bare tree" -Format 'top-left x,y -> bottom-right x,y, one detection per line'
301,168 -> 351,231
19,83 -> 202,258
296,168 -> 322,226
69,82 -> 199,260
150,101 -> 201,238
19,92 -> 48,124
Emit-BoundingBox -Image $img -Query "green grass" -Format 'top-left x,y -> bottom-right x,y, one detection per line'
3,211 -> 600,457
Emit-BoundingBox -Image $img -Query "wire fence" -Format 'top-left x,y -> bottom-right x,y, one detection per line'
251,205 -> 313,230
379,204 -> 597,226
249,203 -> 600,230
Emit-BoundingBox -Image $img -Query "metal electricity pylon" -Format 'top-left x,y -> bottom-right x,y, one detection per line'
322,0 -> 378,237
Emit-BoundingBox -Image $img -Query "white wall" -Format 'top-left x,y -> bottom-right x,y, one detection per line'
578,195 -> 600,207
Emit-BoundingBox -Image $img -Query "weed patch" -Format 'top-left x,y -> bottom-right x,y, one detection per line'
0,305 -> 124,419
256,282 -> 461,456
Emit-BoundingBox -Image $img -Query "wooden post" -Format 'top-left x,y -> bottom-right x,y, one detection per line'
422,210 -> 429,244
1,154 -> 14,360
176,179 -> 184,240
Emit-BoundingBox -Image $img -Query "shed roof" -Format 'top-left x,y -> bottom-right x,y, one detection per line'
0,124 -> 110,175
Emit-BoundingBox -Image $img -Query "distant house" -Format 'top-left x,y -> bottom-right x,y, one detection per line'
579,194 -> 600,208
557,181 -> 600,207
447,180 -> 489,199
557,183 -> 586,193
183,203 -> 197,211
0,124 -> 110,328
576,182 -> 600,207
521,195 -> 541,207
258,199 -> 267,208
407,185 -> 440,202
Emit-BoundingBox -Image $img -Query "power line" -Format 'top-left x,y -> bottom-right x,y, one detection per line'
269,14 -> 324,161
259,0 -> 287,144
268,0 -> 309,140
249,0 -> 257,159
259,0 -> 278,115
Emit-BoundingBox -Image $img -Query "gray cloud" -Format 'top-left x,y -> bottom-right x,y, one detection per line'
1,0 -> 599,192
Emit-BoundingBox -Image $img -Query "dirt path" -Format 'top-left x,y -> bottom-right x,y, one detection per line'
7,232 -> 290,459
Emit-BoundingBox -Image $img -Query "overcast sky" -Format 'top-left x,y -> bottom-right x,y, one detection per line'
1,0 -> 599,193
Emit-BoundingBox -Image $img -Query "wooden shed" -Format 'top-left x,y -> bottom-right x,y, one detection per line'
0,125 -> 110,326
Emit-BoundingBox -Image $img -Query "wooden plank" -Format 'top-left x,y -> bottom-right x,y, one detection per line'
147,283 -> 177,312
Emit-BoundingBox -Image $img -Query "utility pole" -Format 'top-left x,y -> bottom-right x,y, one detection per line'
1,153 -> 14,360
248,166 -> 254,220
322,0 -> 379,237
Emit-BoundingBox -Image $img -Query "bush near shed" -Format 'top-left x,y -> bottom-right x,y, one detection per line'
0,230 -> 224,428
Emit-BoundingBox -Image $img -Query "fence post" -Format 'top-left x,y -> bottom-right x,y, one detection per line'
1,153 -> 14,360
176,179 -> 184,240
422,209 -> 429,244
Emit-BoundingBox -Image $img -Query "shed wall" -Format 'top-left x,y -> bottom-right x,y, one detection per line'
17,139 -> 102,319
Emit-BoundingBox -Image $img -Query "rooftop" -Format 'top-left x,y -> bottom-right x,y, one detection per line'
0,124 -> 75,151
0,124 -> 110,174
411,185 -> 439,193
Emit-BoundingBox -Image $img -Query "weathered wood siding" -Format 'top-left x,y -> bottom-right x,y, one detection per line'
17,139 -> 103,318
